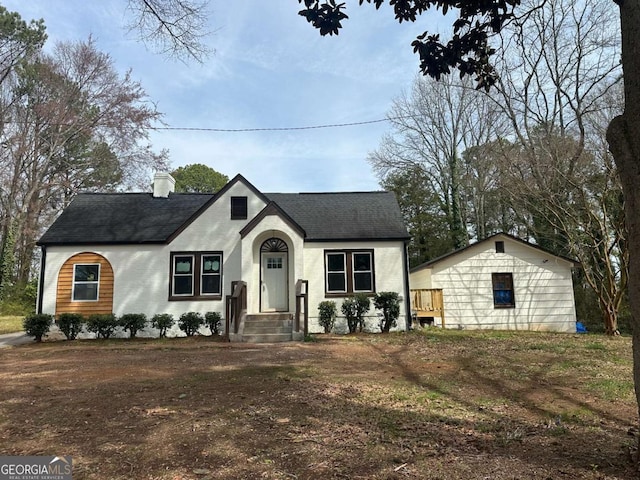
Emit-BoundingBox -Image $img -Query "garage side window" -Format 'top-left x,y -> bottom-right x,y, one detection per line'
72,264 -> 100,301
492,272 -> 515,308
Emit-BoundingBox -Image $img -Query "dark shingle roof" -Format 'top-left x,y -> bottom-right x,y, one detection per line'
38,188 -> 409,246
265,192 -> 409,241
38,193 -> 213,245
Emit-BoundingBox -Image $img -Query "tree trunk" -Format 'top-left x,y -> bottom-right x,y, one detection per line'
601,301 -> 620,336
607,0 -> 640,460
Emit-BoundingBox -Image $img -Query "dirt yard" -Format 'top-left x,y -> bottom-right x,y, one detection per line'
0,330 -> 637,479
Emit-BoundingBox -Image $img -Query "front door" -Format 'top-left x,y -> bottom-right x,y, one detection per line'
261,252 -> 288,311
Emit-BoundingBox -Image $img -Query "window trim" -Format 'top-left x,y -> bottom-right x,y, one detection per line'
492,272 -> 515,309
200,253 -> 222,296
72,263 -> 100,302
172,254 -> 195,297
230,196 -> 248,220
351,251 -> 373,293
326,251 -> 347,294
324,249 -> 375,297
170,251 -> 223,301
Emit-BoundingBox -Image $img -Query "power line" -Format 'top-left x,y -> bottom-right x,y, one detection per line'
152,116 -> 408,133
3,115 -> 412,132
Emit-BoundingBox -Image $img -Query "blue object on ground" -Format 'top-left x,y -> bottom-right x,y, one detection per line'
576,322 -> 587,333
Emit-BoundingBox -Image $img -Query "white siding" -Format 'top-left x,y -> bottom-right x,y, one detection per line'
303,241 -> 408,333
410,236 -> 577,332
410,267 -> 432,289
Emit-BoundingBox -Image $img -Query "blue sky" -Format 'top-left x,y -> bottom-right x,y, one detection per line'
3,1 -> 450,192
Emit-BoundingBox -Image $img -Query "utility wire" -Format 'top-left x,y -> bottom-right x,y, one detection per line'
153,115 -> 408,133
3,115 -> 412,132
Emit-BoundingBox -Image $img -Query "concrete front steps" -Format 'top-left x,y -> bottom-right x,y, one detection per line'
241,313 -> 300,343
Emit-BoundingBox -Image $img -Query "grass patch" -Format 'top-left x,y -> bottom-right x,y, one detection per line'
586,378 -> 634,400
525,342 -> 569,354
0,316 -> 24,335
584,342 -> 607,351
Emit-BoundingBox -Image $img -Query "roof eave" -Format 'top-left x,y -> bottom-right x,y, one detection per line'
36,240 -> 168,247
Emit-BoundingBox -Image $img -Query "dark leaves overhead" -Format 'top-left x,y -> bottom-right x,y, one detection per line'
298,0 -> 349,36
298,0 -> 520,90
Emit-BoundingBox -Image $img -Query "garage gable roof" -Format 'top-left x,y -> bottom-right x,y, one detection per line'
410,233 -> 577,273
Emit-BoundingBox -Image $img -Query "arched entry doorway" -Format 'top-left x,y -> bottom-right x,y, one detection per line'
260,237 -> 288,312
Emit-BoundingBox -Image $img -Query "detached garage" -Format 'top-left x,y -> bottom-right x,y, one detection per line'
410,233 -> 578,332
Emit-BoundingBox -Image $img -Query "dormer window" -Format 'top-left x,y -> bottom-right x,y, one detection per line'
231,196 -> 248,219
495,241 -> 505,253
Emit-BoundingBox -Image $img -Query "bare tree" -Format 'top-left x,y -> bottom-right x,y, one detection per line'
126,0 -> 211,62
461,139 -> 520,239
369,74 -> 507,250
0,37 -> 168,285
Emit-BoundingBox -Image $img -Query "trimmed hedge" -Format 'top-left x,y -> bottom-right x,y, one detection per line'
178,312 -> 203,337
57,313 -> 84,340
23,313 -> 53,342
204,311 -> 222,336
341,294 -> 370,333
151,313 -> 174,338
374,292 -> 401,333
119,313 -> 147,338
86,313 -> 118,339
318,300 -> 337,333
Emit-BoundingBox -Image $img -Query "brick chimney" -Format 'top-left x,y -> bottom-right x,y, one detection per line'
153,172 -> 175,198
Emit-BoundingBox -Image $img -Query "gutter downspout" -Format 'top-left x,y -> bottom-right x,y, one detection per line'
403,240 -> 412,331
37,246 -> 46,315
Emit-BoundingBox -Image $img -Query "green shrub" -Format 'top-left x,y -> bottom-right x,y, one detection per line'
57,313 -> 84,340
374,291 -> 401,333
318,300 -> 337,333
341,294 -> 370,333
86,313 -> 118,339
23,313 -> 53,342
178,311 -> 203,337
151,313 -> 174,338
119,313 -> 147,338
204,311 -> 223,336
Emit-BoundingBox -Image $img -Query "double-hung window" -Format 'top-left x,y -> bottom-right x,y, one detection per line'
492,272 -> 515,308
200,254 -> 222,295
326,252 -> 347,293
173,255 -> 195,296
325,250 -> 374,295
72,264 -> 100,301
170,252 -> 222,300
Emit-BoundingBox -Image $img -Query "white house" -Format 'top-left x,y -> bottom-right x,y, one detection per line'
37,173 -> 411,341
409,233 -> 577,332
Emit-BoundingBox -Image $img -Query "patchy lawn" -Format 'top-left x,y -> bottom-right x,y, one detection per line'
0,330 -> 636,479
0,315 -> 24,335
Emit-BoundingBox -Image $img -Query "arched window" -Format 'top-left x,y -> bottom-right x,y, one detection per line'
261,237 -> 288,252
